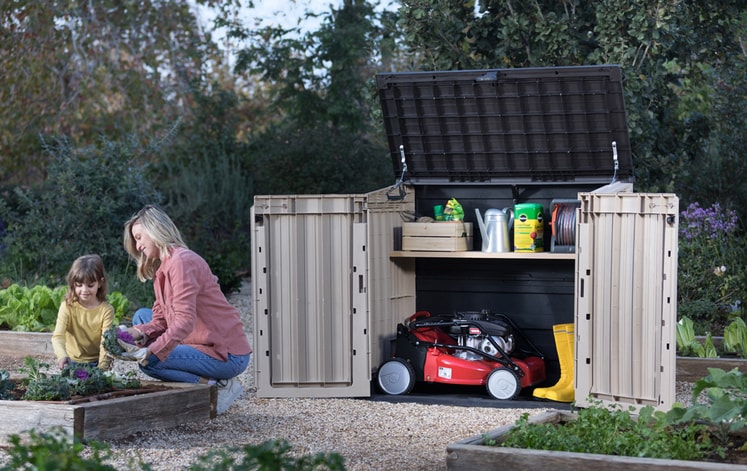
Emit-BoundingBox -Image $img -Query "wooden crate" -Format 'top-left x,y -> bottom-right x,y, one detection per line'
1,381 -> 215,444
402,222 -> 473,252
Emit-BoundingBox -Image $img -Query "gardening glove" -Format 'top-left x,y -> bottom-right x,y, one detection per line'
117,338 -> 142,354
109,347 -> 149,366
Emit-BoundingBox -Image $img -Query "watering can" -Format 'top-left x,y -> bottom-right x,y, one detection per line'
475,207 -> 513,253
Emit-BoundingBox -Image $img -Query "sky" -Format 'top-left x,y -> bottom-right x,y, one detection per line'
198,1 -> 397,39
196,1 -> 347,39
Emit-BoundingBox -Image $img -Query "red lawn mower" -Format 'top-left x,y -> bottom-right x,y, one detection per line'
376,310 -> 546,400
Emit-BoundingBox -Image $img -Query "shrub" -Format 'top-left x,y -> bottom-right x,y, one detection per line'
677,202 -> 747,333
0,137 -> 161,287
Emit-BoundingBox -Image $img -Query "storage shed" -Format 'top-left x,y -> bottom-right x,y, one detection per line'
251,65 -> 678,411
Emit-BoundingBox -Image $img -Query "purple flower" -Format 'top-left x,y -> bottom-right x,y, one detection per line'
680,202 -> 739,240
74,369 -> 89,381
117,329 -> 135,345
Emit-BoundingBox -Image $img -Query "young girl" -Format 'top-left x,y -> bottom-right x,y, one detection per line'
51,254 -> 114,370
122,205 -> 251,414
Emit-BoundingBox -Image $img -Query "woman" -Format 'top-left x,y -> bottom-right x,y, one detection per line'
123,205 -> 252,414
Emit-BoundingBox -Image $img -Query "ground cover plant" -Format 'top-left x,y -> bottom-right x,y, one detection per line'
490,367 -> 747,465
0,357 -> 140,401
0,428 -> 346,471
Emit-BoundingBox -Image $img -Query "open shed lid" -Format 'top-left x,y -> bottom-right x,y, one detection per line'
376,65 -> 633,185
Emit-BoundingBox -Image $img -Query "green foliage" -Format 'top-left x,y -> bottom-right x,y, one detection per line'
0,284 -> 65,332
0,429 -> 345,471
673,367 -> 747,445
0,427 -> 119,471
676,317 -> 718,358
0,370 -> 16,400
0,137 -> 161,286
0,0 -> 220,186
678,202 -> 747,333
189,439 -> 346,471
0,283 -> 132,332
106,292 -> 131,324
154,85 -> 253,293
496,403 -> 716,461
14,357 -> 141,401
396,0 -> 747,232
230,1 -> 393,196
724,318 -> 747,357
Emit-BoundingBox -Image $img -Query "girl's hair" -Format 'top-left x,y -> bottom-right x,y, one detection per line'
123,205 -> 187,281
65,254 -> 108,305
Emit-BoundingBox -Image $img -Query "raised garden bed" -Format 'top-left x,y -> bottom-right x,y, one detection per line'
677,356 -> 747,382
446,410 -> 747,470
0,331 -> 215,444
1,380 -> 215,444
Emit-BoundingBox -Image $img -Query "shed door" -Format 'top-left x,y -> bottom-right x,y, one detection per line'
251,195 -> 371,398
575,192 -> 679,412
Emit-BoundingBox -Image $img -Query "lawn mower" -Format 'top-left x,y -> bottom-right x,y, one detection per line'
376,310 -> 546,400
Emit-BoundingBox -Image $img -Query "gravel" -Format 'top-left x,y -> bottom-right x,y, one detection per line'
0,278 -> 697,470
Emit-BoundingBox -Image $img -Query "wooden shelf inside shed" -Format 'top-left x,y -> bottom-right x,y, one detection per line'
389,251 -> 575,260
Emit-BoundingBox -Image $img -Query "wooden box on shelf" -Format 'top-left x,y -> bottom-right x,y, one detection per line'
402,222 -> 473,252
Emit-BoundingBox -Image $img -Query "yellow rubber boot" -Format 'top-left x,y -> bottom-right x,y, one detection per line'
533,323 -> 575,402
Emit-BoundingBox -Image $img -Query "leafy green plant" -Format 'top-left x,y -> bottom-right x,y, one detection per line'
0,369 -> 16,400
102,324 -> 137,357
724,317 -> 747,357
674,367 -> 747,440
188,439 -> 346,471
0,283 -> 131,332
494,402 -> 716,461
0,427 -> 121,471
676,316 -> 718,358
0,284 -> 65,332
12,356 -> 141,401
0,428 -> 344,471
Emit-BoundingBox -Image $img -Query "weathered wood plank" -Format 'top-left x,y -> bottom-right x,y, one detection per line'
2,401 -> 77,441
0,382 -> 214,444
0,332 -> 53,356
676,357 -> 747,382
78,384 -> 214,441
446,444 -> 743,470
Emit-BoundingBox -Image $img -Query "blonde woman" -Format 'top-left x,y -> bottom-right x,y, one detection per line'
123,205 -> 251,414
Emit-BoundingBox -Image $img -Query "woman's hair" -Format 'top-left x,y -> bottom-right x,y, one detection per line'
64,254 -> 108,305
123,205 -> 187,281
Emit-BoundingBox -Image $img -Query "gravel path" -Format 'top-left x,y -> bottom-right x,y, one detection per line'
0,279 -> 695,470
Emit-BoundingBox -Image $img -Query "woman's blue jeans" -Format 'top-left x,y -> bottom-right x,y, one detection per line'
132,308 -> 250,383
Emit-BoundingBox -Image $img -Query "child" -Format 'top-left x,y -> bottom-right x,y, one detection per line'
51,254 -> 114,370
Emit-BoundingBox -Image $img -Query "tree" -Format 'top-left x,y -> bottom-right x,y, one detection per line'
0,0 -> 224,185
396,0 -> 747,217
227,0 -> 397,195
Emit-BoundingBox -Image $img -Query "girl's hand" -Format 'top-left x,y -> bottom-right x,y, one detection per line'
58,357 -> 70,369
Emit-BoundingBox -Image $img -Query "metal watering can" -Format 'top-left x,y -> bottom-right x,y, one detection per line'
475,207 -> 513,252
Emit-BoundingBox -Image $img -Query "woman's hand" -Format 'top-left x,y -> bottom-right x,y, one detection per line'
126,327 -> 148,347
